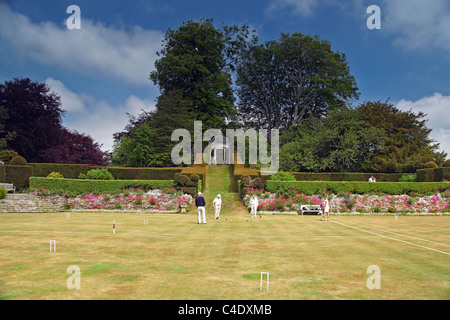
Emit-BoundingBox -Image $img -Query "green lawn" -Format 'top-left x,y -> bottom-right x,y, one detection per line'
0,212 -> 449,300
0,165 -> 449,300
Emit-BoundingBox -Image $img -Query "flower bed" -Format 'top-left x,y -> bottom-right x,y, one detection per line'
243,188 -> 450,215
31,187 -> 193,213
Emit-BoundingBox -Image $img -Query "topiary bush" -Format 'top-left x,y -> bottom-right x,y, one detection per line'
174,173 -> 195,187
269,172 -> 296,181
78,168 -> 114,180
189,174 -> 200,182
9,156 -> 27,166
47,172 -> 64,179
423,161 -> 438,169
399,173 -> 417,182
0,150 -> 19,165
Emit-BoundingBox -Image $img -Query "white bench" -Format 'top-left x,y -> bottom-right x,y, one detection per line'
0,183 -> 15,193
298,204 -> 322,215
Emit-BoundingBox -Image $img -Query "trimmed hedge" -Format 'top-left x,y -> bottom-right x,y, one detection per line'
232,165 -> 260,192
30,163 -> 90,179
107,167 -> 182,180
30,177 -> 175,195
0,166 -> 5,183
416,167 -> 450,182
6,165 -> 33,188
289,172 -> 404,182
265,180 -> 450,195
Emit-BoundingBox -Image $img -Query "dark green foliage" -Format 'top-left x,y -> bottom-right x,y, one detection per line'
189,174 -> 200,182
112,90 -> 193,167
423,161 -> 438,169
30,163 -> 90,179
398,173 -> 417,182
232,165 -> 260,192
0,187 -> 7,199
236,32 -> 359,131
416,167 -> 450,182
79,168 -> 114,180
1,78 -> 108,165
268,172 -> 296,181
289,172 -> 403,182
443,159 -> 450,168
5,165 -> 32,188
150,19 -> 254,130
107,167 -> 182,180
358,101 -> 446,173
0,150 -> 18,164
279,108 -> 383,173
30,177 -> 175,195
9,156 -> 27,166
0,166 -> 5,183
265,180 -> 450,196
174,173 -> 196,187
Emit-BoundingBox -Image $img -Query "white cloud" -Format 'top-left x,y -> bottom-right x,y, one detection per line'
0,3 -> 164,85
45,78 -> 156,152
45,78 -> 86,112
266,0 -> 318,16
395,93 -> 450,156
382,0 -> 450,52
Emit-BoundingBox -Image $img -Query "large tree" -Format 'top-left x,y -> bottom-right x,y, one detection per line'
236,33 -> 359,131
0,78 -> 108,165
150,18 -> 256,130
279,107 -> 384,172
0,78 -> 66,162
0,106 -> 16,150
112,90 -> 193,167
357,101 -> 446,173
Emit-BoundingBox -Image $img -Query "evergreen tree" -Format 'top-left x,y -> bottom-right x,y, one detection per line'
112,90 -> 193,167
150,18 -> 255,130
357,101 -> 446,172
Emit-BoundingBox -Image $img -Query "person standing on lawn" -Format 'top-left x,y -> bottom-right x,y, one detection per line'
249,194 -> 259,218
195,192 -> 207,224
321,196 -> 330,221
213,194 -> 222,219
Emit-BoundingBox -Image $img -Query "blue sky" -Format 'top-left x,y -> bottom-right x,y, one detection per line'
1,0 -> 449,156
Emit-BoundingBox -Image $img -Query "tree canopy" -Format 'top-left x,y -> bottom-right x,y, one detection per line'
150,18 -> 256,130
112,90 -> 193,167
236,32 -> 359,132
0,78 -> 108,165
279,107 -> 384,172
357,101 -> 446,172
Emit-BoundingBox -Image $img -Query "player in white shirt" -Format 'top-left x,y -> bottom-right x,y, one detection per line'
213,194 -> 222,219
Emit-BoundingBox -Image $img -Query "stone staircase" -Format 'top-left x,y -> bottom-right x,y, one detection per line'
0,193 -> 62,213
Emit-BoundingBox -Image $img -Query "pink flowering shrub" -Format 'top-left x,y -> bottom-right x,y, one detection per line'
55,188 -> 192,212
245,188 -> 450,214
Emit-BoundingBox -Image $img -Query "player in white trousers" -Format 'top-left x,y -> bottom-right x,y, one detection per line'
249,194 -> 259,218
195,192 -> 207,224
213,194 -> 222,219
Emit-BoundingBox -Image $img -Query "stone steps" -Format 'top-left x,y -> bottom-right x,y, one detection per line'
0,193 -> 62,213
